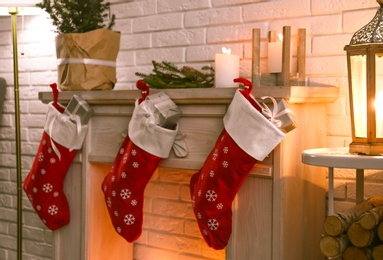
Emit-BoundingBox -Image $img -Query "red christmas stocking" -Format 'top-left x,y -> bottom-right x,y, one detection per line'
23,131 -> 77,230
23,84 -> 89,230
190,80 -> 285,250
102,88 -> 182,243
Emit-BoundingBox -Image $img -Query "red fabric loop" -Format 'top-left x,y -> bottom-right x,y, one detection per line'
136,80 -> 150,104
49,83 -> 64,113
233,78 -> 261,112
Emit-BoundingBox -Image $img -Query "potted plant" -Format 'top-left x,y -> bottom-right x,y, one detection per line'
37,0 -> 120,91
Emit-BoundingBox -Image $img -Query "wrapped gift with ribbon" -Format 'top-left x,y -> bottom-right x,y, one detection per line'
64,95 -> 94,125
145,92 -> 181,130
44,95 -> 93,160
137,91 -> 188,158
260,96 -> 297,133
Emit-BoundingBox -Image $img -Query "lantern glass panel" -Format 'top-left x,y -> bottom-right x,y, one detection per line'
350,54 -> 367,138
376,54 -> 383,138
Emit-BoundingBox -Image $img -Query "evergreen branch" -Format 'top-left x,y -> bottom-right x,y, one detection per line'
135,61 -> 215,89
36,0 -> 115,34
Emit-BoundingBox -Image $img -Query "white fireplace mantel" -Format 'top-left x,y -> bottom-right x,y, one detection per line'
39,85 -> 339,260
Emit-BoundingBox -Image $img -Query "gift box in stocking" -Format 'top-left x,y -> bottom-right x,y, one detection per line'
260,96 -> 297,133
190,79 -> 285,250
23,92 -> 92,230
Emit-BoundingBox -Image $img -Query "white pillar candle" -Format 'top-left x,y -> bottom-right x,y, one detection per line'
214,47 -> 240,88
268,33 -> 283,73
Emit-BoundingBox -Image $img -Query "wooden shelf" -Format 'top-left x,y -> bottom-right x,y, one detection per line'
39,85 -> 339,105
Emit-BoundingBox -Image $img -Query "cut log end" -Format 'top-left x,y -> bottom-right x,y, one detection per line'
343,246 -> 372,260
324,196 -> 383,236
323,215 -> 345,236
372,244 -> 383,260
321,197 -> 383,259
359,212 -> 378,230
347,222 -> 374,248
378,221 -> 383,241
319,235 -> 349,257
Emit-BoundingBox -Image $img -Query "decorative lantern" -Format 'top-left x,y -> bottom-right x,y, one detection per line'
344,0 -> 383,155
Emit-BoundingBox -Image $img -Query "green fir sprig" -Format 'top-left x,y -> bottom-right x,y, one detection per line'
135,61 -> 215,89
37,0 -> 115,34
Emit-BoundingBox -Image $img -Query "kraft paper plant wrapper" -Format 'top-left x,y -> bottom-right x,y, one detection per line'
55,28 -> 121,91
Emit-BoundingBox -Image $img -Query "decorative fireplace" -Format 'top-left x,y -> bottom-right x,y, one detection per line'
39,86 -> 338,260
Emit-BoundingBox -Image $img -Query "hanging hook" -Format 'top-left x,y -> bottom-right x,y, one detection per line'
136,80 -> 150,104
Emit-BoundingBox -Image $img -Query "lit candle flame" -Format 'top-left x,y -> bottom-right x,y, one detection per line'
222,47 -> 231,55
278,33 -> 283,42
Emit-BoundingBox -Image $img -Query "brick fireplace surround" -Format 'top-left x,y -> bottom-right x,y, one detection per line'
39,86 -> 338,260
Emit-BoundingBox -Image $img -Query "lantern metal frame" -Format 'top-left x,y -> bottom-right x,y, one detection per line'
344,0 -> 383,155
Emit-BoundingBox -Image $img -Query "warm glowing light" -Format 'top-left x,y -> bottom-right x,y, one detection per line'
215,47 -> 239,88
375,93 -> 383,118
268,34 -> 283,73
222,47 -> 231,55
375,92 -> 383,138
278,33 -> 283,42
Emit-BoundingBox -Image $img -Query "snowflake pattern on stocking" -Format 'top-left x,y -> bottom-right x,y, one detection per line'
122,154 -> 128,164
42,183 -> 53,193
205,190 -> 218,202
208,219 -> 219,230
132,162 -> 139,168
124,214 -> 135,225
222,161 -> 229,168
38,152 -> 44,162
212,149 -> 219,161
189,122 -> 265,250
120,189 -> 131,199
23,129 -> 77,230
102,134 -> 164,243
48,205 -> 58,215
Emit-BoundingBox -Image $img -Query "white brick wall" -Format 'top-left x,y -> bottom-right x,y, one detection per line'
0,0 -> 382,259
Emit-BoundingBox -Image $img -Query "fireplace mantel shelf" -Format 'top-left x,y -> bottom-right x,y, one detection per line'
39,85 -> 338,105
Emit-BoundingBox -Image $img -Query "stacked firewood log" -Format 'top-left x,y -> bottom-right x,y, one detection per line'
319,196 -> 383,259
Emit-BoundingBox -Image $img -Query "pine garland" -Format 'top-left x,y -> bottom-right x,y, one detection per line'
135,61 -> 215,89
36,0 -> 115,34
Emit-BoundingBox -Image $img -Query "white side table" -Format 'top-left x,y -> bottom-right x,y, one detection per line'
302,147 -> 383,215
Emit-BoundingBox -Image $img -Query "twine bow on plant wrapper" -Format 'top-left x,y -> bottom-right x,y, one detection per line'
260,96 -> 294,128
